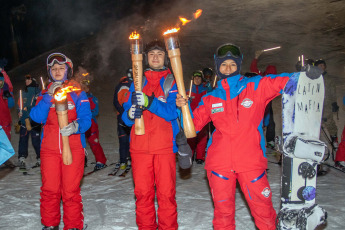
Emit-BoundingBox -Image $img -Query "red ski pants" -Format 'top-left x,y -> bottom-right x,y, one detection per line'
131,152 -> 178,230
207,169 -> 276,230
85,120 -> 106,164
40,148 -> 85,230
335,125 -> 345,162
187,125 -> 207,160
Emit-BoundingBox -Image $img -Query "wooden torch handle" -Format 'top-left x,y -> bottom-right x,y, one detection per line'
167,49 -> 196,138
132,54 -> 145,135
57,110 -> 73,165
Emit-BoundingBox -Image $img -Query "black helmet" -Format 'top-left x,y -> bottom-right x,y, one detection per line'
144,39 -> 169,67
202,67 -> 214,78
315,59 -> 326,67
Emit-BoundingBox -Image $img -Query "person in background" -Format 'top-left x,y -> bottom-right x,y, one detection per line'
113,68 -> 133,170
202,67 -> 214,92
0,58 -> 13,93
30,53 -> 91,230
17,75 -> 41,170
75,67 -> 107,171
186,71 -> 208,164
0,72 -> 14,140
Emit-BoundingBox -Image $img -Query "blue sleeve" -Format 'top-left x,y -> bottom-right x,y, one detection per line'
30,93 -> 53,124
121,83 -> 135,127
7,95 -> 14,108
91,96 -> 99,117
148,83 -> 178,121
263,113 -> 270,127
74,91 -> 92,134
343,96 -> 345,106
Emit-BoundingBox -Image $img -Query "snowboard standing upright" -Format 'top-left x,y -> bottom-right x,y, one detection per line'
277,71 -> 327,229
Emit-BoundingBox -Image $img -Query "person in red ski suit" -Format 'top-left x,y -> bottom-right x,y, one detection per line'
0,58 -> 13,93
186,71 -> 208,164
30,53 -> 91,230
122,40 -> 180,230
334,95 -> 345,171
76,68 -> 107,171
250,50 -> 278,148
176,43 -> 298,230
0,72 -> 14,140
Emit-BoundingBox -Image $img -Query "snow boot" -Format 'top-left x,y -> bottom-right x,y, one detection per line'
334,161 -> 345,172
120,162 -> 127,170
42,226 -> 59,230
19,157 -> 26,171
94,162 -> 106,171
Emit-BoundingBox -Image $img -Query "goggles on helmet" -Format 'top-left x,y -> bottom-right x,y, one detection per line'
193,72 -> 203,78
47,53 -> 68,67
216,43 -> 242,59
81,79 -> 91,86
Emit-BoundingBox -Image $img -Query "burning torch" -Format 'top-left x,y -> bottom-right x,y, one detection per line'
40,76 -> 45,90
129,31 -> 145,135
54,86 -> 80,165
163,29 -> 196,138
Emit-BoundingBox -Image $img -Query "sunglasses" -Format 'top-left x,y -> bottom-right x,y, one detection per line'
216,44 -> 242,59
47,53 -> 68,67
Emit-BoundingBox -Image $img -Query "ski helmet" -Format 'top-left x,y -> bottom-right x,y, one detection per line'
46,53 -> 73,82
126,68 -> 133,81
144,39 -> 169,67
192,70 -> 204,80
202,67 -> 214,78
214,43 -> 243,79
315,59 -> 326,67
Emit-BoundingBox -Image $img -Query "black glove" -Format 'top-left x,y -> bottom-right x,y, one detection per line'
302,64 -> 322,80
176,130 -> 193,169
3,90 -> 11,99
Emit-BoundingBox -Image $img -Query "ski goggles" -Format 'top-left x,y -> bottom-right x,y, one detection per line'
192,72 -> 203,78
47,53 -> 69,67
25,75 -> 32,80
216,43 -> 242,59
81,79 -> 90,86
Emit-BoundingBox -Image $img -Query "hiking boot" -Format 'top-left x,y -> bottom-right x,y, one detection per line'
19,157 -> 26,170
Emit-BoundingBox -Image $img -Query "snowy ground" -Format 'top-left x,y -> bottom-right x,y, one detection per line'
1,129 -> 345,229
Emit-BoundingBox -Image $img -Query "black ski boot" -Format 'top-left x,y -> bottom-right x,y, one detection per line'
42,226 -> 59,230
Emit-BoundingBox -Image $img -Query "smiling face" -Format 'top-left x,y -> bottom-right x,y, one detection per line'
219,59 -> 238,76
50,63 -> 66,81
147,49 -> 165,70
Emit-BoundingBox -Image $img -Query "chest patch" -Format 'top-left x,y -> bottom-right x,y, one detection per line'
212,103 -> 223,108
158,96 -> 166,103
241,98 -> 253,108
211,107 -> 224,114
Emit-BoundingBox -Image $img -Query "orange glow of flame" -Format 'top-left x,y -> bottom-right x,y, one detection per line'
179,17 -> 191,26
129,31 -> 140,39
54,86 -> 81,101
193,9 -> 202,19
82,73 -> 89,77
163,27 -> 180,35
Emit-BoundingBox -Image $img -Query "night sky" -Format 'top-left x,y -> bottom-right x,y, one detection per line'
0,0 -> 168,70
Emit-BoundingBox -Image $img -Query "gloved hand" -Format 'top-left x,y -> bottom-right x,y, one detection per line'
60,120 -> 79,136
47,82 -> 63,96
175,130 -> 193,169
132,91 -> 154,108
302,64 -> 322,80
128,105 -> 143,120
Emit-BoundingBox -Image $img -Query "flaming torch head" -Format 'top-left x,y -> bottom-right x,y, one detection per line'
163,28 -> 180,51
129,31 -> 143,55
54,86 -> 80,111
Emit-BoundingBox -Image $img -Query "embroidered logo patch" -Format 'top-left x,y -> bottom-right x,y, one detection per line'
241,98 -> 253,108
212,103 -> 223,108
158,96 -> 166,103
68,101 -> 75,110
211,107 -> 224,114
261,187 -> 271,198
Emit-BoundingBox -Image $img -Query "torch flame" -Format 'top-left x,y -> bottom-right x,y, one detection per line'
129,31 -> 140,39
193,9 -> 202,19
54,86 -> 81,101
163,27 -> 181,35
82,73 -> 89,77
179,17 -> 191,26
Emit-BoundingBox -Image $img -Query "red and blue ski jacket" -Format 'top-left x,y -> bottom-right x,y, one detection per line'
122,68 -> 180,154
187,84 -> 208,111
86,92 -> 99,123
30,82 -> 92,151
192,73 -> 293,172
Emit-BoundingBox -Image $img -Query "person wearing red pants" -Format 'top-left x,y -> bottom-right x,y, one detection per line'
122,39 -> 180,229
75,67 -> 107,170
176,44 -> 321,229
186,71 -> 208,164
30,53 -> 91,230
334,95 -> 345,171
0,73 -> 14,140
